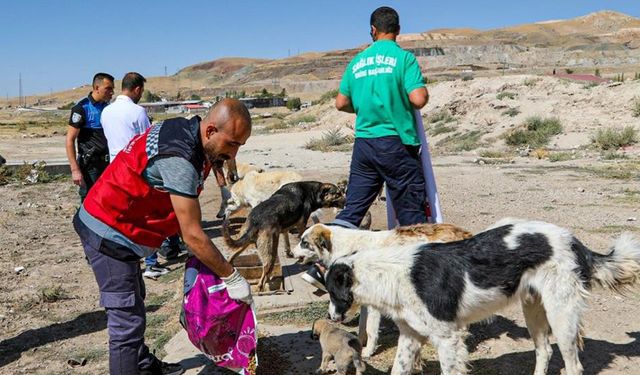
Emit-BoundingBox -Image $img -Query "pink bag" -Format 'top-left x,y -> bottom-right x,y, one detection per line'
180,257 -> 258,374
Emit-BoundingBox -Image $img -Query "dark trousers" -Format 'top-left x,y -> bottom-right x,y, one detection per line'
336,136 -> 427,227
75,217 -> 155,374
78,157 -> 108,202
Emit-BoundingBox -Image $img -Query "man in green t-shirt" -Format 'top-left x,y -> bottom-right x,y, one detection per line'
334,6 -> 429,229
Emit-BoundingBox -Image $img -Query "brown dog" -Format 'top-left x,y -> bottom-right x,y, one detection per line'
312,319 -> 366,375
223,181 -> 345,291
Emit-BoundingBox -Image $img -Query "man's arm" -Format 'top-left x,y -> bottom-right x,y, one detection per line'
170,194 -> 234,277
408,87 -> 429,109
335,93 -> 355,113
171,193 -> 252,304
65,126 -> 84,186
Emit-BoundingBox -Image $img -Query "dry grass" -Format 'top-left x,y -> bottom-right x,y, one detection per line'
504,116 -> 562,148
591,126 -> 638,150
305,129 -> 353,152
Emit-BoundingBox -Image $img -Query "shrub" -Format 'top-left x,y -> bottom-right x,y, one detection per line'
548,152 -> 573,162
318,89 -> 339,104
591,126 -> 638,150
428,110 -> 454,124
189,94 -> 201,100
479,150 -> 512,158
41,285 -> 67,303
429,122 -> 456,136
601,151 -> 629,160
141,90 -> 161,103
633,97 -> 640,118
462,75 -> 474,81
583,82 -> 599,89
502,107 -> 520,117
504,116 -> 563,147
437,130 -> 486,152
305,128 -> 353,152
496,91 -> 516,100
595,68 -> 601,77
294,115 -> 316,123
57,101 -> 75,110
523,78 -> 539,87
565,68 -> 574,74
286,97 -> 301,111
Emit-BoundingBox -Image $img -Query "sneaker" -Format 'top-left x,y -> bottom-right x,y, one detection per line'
158,241 -> 189,260
301,264 -> 327,292
143,266 -> 169,279
140,358 -> 184,375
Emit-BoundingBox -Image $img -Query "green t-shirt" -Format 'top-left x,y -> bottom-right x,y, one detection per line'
339,40 -> 425,145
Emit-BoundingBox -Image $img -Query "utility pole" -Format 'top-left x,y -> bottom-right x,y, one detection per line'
164,66 -> 167,76
18,73 -> 23,107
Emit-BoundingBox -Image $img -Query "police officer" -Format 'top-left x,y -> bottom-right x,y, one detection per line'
65,72 -> 114,201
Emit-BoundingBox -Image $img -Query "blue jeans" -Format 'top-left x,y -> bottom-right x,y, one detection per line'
335,136 -> 427,228
144,253 -> 159,268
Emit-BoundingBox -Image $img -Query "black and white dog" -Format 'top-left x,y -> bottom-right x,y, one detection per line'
325,218 -> 640,375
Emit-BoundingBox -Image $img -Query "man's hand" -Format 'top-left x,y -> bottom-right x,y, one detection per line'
71,169 -> 85,187
221,268 -> 253,305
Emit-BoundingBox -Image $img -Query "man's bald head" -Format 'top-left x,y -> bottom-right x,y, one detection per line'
203,98 -> 252,132
201,98 -> 252,166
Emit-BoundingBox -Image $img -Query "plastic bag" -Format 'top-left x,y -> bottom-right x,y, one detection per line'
181,257 -> 258,374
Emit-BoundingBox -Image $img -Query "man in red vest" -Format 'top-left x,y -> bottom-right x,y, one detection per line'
73,99 -> 252,375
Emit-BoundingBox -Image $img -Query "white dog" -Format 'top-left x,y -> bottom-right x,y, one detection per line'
293,223 -> 472,358
325,218 -> 640,375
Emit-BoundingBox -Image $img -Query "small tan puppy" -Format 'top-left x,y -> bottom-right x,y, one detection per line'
312,319 -> 366,375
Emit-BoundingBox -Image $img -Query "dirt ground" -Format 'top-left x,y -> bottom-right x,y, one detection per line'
1,123 -> 640,374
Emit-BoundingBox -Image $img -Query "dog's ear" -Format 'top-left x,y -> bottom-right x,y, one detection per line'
315,226 -> 332,254
325,262 -> 354,314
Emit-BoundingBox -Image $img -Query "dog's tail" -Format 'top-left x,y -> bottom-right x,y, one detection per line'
590,233 -> 640,293
222,217 -> 258,263
348,337 -> 366,374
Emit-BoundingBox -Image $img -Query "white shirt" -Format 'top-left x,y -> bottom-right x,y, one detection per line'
101,95 -> 151,162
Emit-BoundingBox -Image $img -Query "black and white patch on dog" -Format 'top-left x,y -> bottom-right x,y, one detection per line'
326,219 -> 640,375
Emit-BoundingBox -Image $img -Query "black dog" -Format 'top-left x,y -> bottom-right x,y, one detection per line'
223,181 -> 345,291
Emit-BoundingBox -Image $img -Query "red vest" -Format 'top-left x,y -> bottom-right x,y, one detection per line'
83,118 -> 209,248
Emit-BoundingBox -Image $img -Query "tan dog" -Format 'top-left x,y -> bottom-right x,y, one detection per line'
294,223 -> 472,358
312,319 -> 366,375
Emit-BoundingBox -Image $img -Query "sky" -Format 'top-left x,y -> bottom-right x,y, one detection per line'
1,0 -> 638,98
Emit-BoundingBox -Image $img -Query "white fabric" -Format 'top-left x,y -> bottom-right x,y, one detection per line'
101,95 -> 151,162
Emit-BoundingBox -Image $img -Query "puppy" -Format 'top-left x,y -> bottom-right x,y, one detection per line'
223,181 -> 345,291
293,223 -> 472,358
325,218 -> 640,375
312,319 -> 366,375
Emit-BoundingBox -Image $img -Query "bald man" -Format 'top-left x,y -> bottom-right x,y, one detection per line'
73,99 -> 252,375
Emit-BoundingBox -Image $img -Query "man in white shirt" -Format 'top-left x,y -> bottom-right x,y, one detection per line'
102,72 -> 151,162
101,72 -> 170,279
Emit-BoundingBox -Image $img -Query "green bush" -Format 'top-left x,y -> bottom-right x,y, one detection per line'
633,97 -> 640,118
286,97 -> 301,111
504,116 -> 563,147
502,107 -> 520,117
595,68 -> 601,77
189,94 -> 201,100
591,126 -> 638,150
565,68 -> 574,74
305,128 -> 353,152
462,75 -> 474,81
428,110 -> 454,124
141,90 -> 161,103
548,152 -> 573,162
496,91 -> 517,100
318,89 -> 339,104
429,122 -> 456,136
437,131 -> 486,151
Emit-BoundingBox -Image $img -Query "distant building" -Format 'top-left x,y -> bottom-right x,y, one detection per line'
407,47 -> 445,57
239,97 -> 286,109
